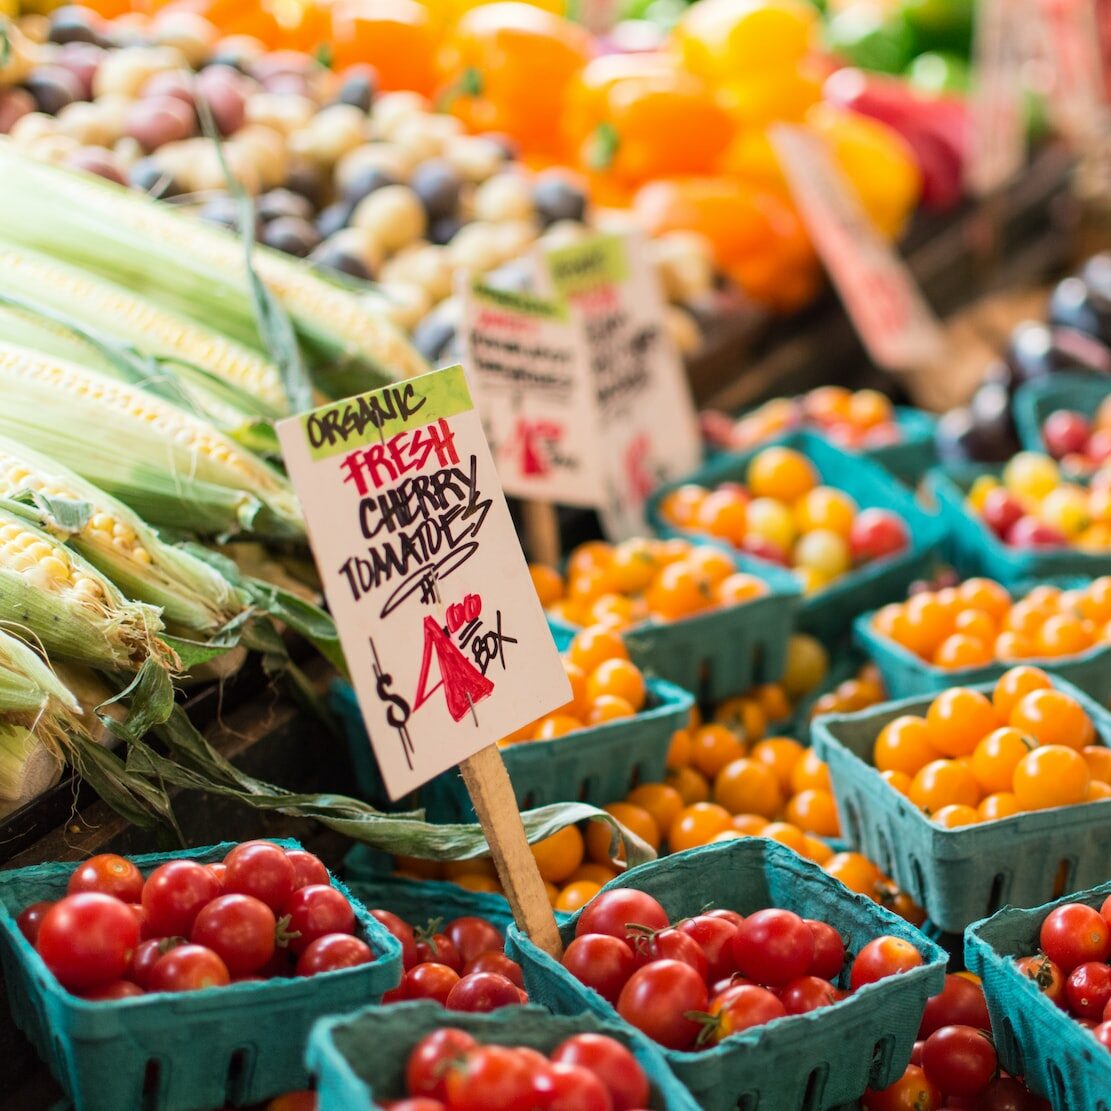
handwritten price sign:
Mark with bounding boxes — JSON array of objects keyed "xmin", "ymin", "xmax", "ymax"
[
  {"xmin": 460, "ymin": 281, "xmax": 604, "ymax": 507},
  {"xmin": 533, "ymin": 232, "xmax": 702, "ymax": 539},
  {"xmin": 277, "ymin": 366, "xmax": 571, "ymax": 799},
  {"xmin": 772, "ymin": 125, "xmax": 946, "ymax": 373}
]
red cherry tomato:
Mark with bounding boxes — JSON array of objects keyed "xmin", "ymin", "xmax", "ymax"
[
  {"xmin": 130, "ymin": 937, "xmax": 185, "ymax": 990},
  {"xmin": 190, "ymin": 894, "xmax": 276, "ymax": 977},
  {"xmin": 779, "ymin": 975, "xmax": 840, "ymax": 1015},
  {"xmin": 708, "ymin": 984, "xmax": 786, "ymax": 1042},
  {"xmin": 630, "ymin": 926, "xmax": 708, "ymax": 980},
  {"xmin": 36, "ymin": 893, "xmax": 140, "ymax": 992},
  {"xmin": 266, "ymin": 1093, "xmax": 318, "ymax": 1111},
  {"xmin": 67, "ymin": 854, "xmax": 143, "ymax": 903},
  {"xmin": 550, "ymin": 1032, "xmax": 649, "ymax": 1111},
  {"xmin": 382, "ymin": 1101, "xmax": 445, "ymax": 1111},
  {"xmin": 532, "ymin": 1061, "xmax": 612, "ymax": 1111},
  {"xmin": 445, "ymin": 916, "xmax": 503, "ymax": 962},
  {"xmin": 296, "ymin": 933, "xmax": 374, "ymax": 976},
  {"xmin": 1039, "ymin": 903, "xmax": 1111, "ymax": 973},
  {"xmin": 371, "ymin": 909, "xmax": 418, "ymax": 970},
  {"xmin": 285, "ymin": 884, "xmax": 355, "ymax": 954},
  {"xmin": 445, "ymin": 971, "xmax": 522, "ymax": 1012},
  {"xmin": 561, "ymin": 933, "xmax": 636, "ymax": 1004},
  {"xmin": 443, "ymin": 1044, "xmax": 535, "ymax": 1111},
  {"xmin": 1066, "ymin": 961, "xmax": 1111, "ymax": 1019},
  {"xmin": 1101, "ymin": 893, "xmax": 1111, "ymax": 931},
  {"xmin": 462, "ymin": 950, "xmax": 524, "ymax": 987},
  {"xmin": 402, "ymin": 962, "xmax": 461, "ymax": 1004},
  {"xmin": 576, "ymin": 889, "xmax": 669, "ymax": 944},
  {"xmin": 921, "ymin": 1025, "xmax": 997, "ymax": 1097},
  {"xmin": 675, "ymin": 914, "xmax": 739, "ymax": 982},
  {"xmin": 616, "ymin": 959, "xmax": 707, "ymax": 1050},
  {"xmin": 141, "ymin": 860, "xmax": 221, "ymax": 937},
  {"xmin": 805, "ymin": 920, "xmax": 846, "ymax": 981},
  {"xmin": 919, "ymin": 974, "xmax": 991, "ymax": 1036},
  {"xmin": 850, "ymin": 509, "xmax": 909, "ymax": 564},
  {"xmin": 732, "ymin": 909, "xmax": 815, "ymax": 986},
  {"xmin": 863, "ymin": 1064, "xmax": 941, "ymax": 1111},
  {"xmin": 16, "ymin": 900, "xmax": 53, "ymax": 945},
  {"xmin": 415, "ymin": 931, "xmax": 463, "ymax": 972},
  {"xmin": 223, "ymin": 842, "xmax": 295, "ymax": 914},
  {"xmin": 850, "ymin": 936, "xmax": 924, "ymax": 990},
  {"xmin": 207, "ymin": 862, "xmax": 226, "ymax": 891},
  {"xmin": 1014, "ymin": 953, "xmax": 1066, "ymax": 1006},
  {"xmin": 706, "ymin": 908, "xmax": 745, "ymax": 929},
  {"xmin": 79, "ymin": 979, "xmax": 145, "ymax": 1001},
  {"xmin": 979, "ymin": 1075, "xmax": 1046, "ymax": 1111},
  {"xmin": 149, "ymin": 943, "xmax": 230, "ymax": 992},
  {"xmin": 1093, "ymin": 1021, "xmax": 1111, "ymax": 1051},
  {"xmin": 286, "ymin": 849, "xmax": 329, "ymax": 891},
  {"xmin": 405, "ymin": 1027, "xmax": 478, "ymax": 1100}
]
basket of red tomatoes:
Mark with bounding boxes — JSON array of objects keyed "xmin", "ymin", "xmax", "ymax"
[
  {"xmin": 505, "ymin": 837, "xmax": 946, "ymax": 1111},
  {"xmin": 965, "ymin": 880, "xmax": 1111, "ymax": 1111},
  {"xmin": 0, "ymin": 839, "xmax": 401, "ymax": 1111}
]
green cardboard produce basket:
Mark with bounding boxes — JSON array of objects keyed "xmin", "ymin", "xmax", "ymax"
[
  {"xmin": 811, "ymin": 676, "xmax": 1111, "ymax": 934},
  {"xmin": 926, "ymin": 464, "xmax": 1111, "ymax": 586},
  {"xmin": 965, "ymin": 880, "xmax": 1111, "ymax": 1111},
  {"xmin": 344, "ymin": 871, "xmax": 516, "ymax": 934},
  {"xmin": 853, "ymin": 605, "xmax": 1111, "ymax": 703},
  {"xmin": 1013, "ymin": 372, "xmax": 1111, "ymax": 458},
  {"xmin": 506, "ymin": 838, "xmax": 946, "ymax": 1111},
  {"xmin": 648, "ymin": 431, "xmax": 948, "ymax": 644},
  {"xmin": 307, "ymin": 1000, "xmax": 702, "ymax": 1110},
  {"xmin": 0, "ymin": 840, "xmax": 402, "ymax": 1111},
  {"xmin": 546, "ymin": 553, "xmax": 802, "ymax": 704}
]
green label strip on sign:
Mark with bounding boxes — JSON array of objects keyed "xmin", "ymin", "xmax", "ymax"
[
  {"xmin": 545, "ymin": 235, "xmax": 629, "ymax": 298},
  {"xmin": 471, "ymin": 281, "xmax": 568, "ymax": 321},
  {"xmin": 302, "ymin": 364, "xmax": 474, "ymax": 460}
]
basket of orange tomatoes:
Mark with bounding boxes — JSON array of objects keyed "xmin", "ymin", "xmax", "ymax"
[
  {"xmin": 856, "ymin": 576, "xmax": 1111, "ymax": 703},
  {"xmin": 649, "ymin": 432, "xmax": 948, "ymax": 643},
  {"xmin": 535, "ymin": 535, "xmax": 801, "ymax": 704},
  {"xmin": 812, "ymin": 667, "xmax": 1111, "ymax": 933}
]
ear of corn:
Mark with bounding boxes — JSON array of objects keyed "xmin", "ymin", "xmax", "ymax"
[
  {"xmin": 0, "ymin": 504, "xmax": 175, "ymax": 673},
  {"xmin": 0, "ymin": 434, "xmax": 243, "ymax": 636},
  {"xmin": 0, "ymin": 244, "xmax": 289, "ymax": 416},
  {"xmin": 0, "ymin": 143, "xmax": 429, "ymax": 388},
  {"xmin": 0, "ymin": 341, "xmax": 304, "ymax": 540}
]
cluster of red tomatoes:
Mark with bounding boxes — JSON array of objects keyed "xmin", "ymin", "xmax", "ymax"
[
  {"xmin": 865, "ymin": 973, "xmax": 1047, "ymax": 1111},
  {"xmin": 558, "ymin": 888, "xmax": 925, "ymax": 1050},
  {"xmin": 17, "ymin": 843, "xmax": 375, "ymax": 998},
  {"xmin": 1015, "ymin": 897, "xmax": 1111, "ymax": 1049},
  {"xmin": 371, "ymin": 907, "xmax": 528, "ymax": 1012},
  {"xmin": 396, "ymin": 1027, "xmax": 651, "ymax": 1111}
]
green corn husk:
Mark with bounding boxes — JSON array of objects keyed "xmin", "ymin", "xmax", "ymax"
[
  {"xmin": 0, "ymin": 505, "xmax": 176, "ymax": 673},
  {"xmin": 0, "ymin": 434, "xmax": 244, "ymax": 636},
  {"xmin": 0, "ymin": 142, "xmax": 428, "ymax": 389},
  {"xmin": 0, "ymin": 244, "xmax": 289, "ymax": 415},
  {"xmin": 0, "ymin": 341, "xmax": 304, "ymax": 540}
]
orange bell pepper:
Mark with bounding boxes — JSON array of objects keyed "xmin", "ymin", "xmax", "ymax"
[
  {"xmin": 633, "ymin": 176, "xmax": 819, "ymax": 311},
  {"xmin": 437, "ymin": 3, "xmax": 593, "ymax": 157},
  {"xmin": 330, "ymin": 0, "xmax": 439, "ymax": 93},
  {"xmin": 565, "ymin": 54, "xmax": 733, "ymax": 191}
]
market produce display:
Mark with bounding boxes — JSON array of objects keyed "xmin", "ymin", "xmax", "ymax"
[{"xmin": 1, "ymin": 2, "xmax": 1111, "ymax": 1110}]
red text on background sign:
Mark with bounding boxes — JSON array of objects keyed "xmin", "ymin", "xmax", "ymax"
[{"xmin": 340, "ymin": 419, "xmax": 459, "ymax": 495}]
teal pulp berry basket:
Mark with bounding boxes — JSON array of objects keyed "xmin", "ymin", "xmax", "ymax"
[
  {"xmin": 505, "ymin": 838, "xmax": 947, "ymax": 1111},
  {"xmin": 0, "ymin": 839, "xmax": 403, "ymax": 1111},
  {"xmin": 853, "ymin": 605, "xmax": 1111, "ymax": 703},
  {"xmin": 965, "ymin": 881, "xmax": 1111, "ymax": 1111},
  {"xmin": 307, "ymin": 1000, "xmax": 702, "ymax": 1111},
  {"xmin": 1013, "ymin": 372, "xmax": 1111, "ymax": 458},
  {"xmin": 547, "ymin": 554, "xmax": 801, "ymax": 704},
  {"xmin": 811, "ymin": 675, "xmax": 1111, "ymax": 934},
  {"xmin": 925, "ymin": 464, "xmax": 1111, "ymax": 586},
  {"xmin": 648, "ymin": 431, "xmax": 949, "ymax": 645},
  {"xmin": 333, "ymin": 663, "xmax": 693, "ymax": 824}
]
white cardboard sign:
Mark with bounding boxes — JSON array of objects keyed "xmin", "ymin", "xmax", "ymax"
[
  {"xmin": 532, "ymin": 232, "xmax": 702, "ymax": 539},
  {"xmin": 772, "ymin": 124, "xmax": 947, "ymax": 373},
  {"xmin": 277, "ymin": 366, "xmax": 571, "ymax": 799},
  {"xmin": 459, "ymin": 280, "xmax": 605, "ymax": 509}
]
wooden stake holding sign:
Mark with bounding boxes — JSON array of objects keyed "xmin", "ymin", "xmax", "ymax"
[
  {"xmin": 276, "ymin": 366, "xmax": 570, "ymax": 957},
  {"xmin": 771, "ymin": 124, "xmax": 948, "ymax": 374}
]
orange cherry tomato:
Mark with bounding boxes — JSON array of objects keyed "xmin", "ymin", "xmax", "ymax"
[
  {"xmin": 1012, "ymin": 745, "xmax": 1091, "ymax": 810},
  {"xmin": 530, "ymin": 824, "xmax": 584, "ymax": 883},
  {"xmin": 668, "ymin": 801, "xmax": 733, "ymax": 852},
  {"xmin": 1009, "ymin": 689, "xmax": 1095, "ymax": 751},
  {"xmin": 713, "ymin": 757, "xmax": 783, "ymax": 818},
  {"xmin": 926, "ymin": 688, "xmax": 1000, "ymax": 758},
  {"xmin": 874, "ymin": 715, "xmax": 938, "ymax": 776}
]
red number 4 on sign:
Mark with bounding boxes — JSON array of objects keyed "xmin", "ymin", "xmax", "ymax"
[{"xmin": 412, "ymin": 594, "xmax": 518, "ymax": 723}]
